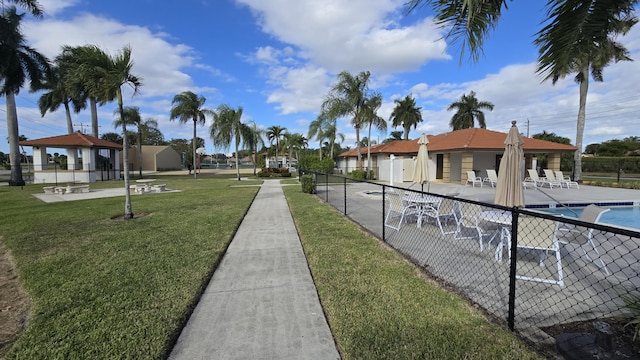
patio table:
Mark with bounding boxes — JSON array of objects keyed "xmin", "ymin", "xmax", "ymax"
[{"xmin": 403, "ymin": 194, "xmax": 442, "ymax": 228}]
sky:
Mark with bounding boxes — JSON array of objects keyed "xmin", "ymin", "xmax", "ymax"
[{"xmin": 2, "ymin": 0, "xmax": 640, "ymax": 155}]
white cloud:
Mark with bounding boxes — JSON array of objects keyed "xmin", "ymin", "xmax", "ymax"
[{"xmin": 38, "ymin": 0, "xmax": 78, "ymax": 16}]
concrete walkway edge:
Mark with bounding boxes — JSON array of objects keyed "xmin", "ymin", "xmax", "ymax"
[{"xmin": 169, "ymin": 180, "xmax": 340, "ymax": 360}]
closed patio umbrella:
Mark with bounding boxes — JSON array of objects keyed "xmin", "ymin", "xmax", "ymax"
[
  {"xmin": 494, "ymin": 121, "xmax": 525, "ymax": 207},
  {"xmin": 413, "ymin": 133, "xmax": 430, "ymax": 192}
]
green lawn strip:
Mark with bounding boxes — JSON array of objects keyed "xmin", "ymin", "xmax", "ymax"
[
  {"xmin": 284, "ymin": 186, "xmax": 542, "ymax": 360},
  {"xmin": 0, "ymin": 177, "xmax": 259, "ymax": 359}
]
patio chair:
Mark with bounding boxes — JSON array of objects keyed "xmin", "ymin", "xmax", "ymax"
[
  {"xmin": 527, "ymin": 169, "xmax": 557, "ymax": 189},
  {"xmin": 466, "ymin": 170, "xmax": 483, "ymax": 187},
  {"xmin": 555, "ymin": 170, "xmax": 579, "ymax": 189},
  {"xmin": 419, "ymin": 197, "xmax": 459, "ymax": 235},
  {"xmin": 515, "ymin": 216, "xmax": 564, "ymax": 286},
  {"xmin": 454, "ymin": 201, "xmax": 499, "ymax": 251},
  {"xmin": 543, "ymin": 169, "xmax": 563, "ymax": 188},
  {"xmin": 556, "ymin": 204, "xmax": 610, "ymax": 275},
  {"xmin": 484, "ymin": 169, "xmax": 498, "ymax": 188},
  {"xmin": 384, "ymin": 191, "xmax": 418, "ymax": 231}
]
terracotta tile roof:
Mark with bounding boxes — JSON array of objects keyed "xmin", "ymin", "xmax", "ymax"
[
  {"xmin": 338, "ymin": 128, "xmax": 577, "ymax": 157},
  {"xmin": 19, "ymin": 132, "xmax": 123, "ymax": 150}
]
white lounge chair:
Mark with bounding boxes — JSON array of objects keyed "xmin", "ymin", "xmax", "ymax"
[
  {"xmin": 555, "ymin": 170, "xmax": 579, "ymax": 189},
  {"xmin": 484, "ymin": 169, "xmax": 498, "ymax": 188},
  {"xmin": 515, "ymin": 216, "xmax": 564, "ymax": 287},
  {"xmin": 556, "ymin": 204, "xmax": 610, "ymax": 275},
  {"xmin": 543, "ymin": 169, "xmax": 563, "ymax": 188},
  {"xmin": 527, "ymin": 169, "xmax": 558, "ymax": 189},
  {"xmin": 466, "ymin": 170, "xmax": 483, "ymax": 187}
]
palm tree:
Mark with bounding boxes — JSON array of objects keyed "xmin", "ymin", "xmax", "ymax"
[
  {"xmin": 404, "ymin": 1, "xmax": 637, "ymax": 181},
  {"xmin": 210, "ymin": 105, "xmax": 250, "ymax": 181},
  {"xmin": 389, "ymin": 95, "xmax": 422, "ymax": 140},
  {"xmin": 113, "ymin": 106, "xmax": 158, "ymax": 177},
  {"xmin": 170, "ymin": 91, "xmax": 213, "ymax": 180},
  {"xmin": 34, "ymin": 64, "xmax": 85, "ymax": 134},
  {"xmin": 308, "ymin": 114, "xmax": 328, "ymax": 160},
  {"xmin": 246, "ymin": 120, "xmax": 265, "ymax": 176},
  {"xmin": 535, "ymin": 1, "xmax": 637, "ymax": 181},
  {"xmin": 383, "ymin": 131, "xmax": 404, "ymax": 143},
  {"xmin": 58, "ymin": 45, "xmax": 112, "ymax": 138},
  {"xmin": 84, "ymin": 45, "xmax": 142, "ymax": 219},
  {"xmin": 322, "ymin": 70, "xmax": 373, "ymax": 170},
  {"xmin": 6, "ymin": 0, "xmax": 43, "ymax": 16},
  {"xmin": 446, "ymin": 91, "xmax": 494, "ymax": 130},
  {"xmin": 266, "ymin": 125, "xmax": 286, "ymax": 168},
  {"xmin": 283, "ymin": 132, "xmax": 307, "ymax": 169},
  {"xmin": 361, "ymin": 93, "xmax": 387, "ymax": 172},
  {"xmin": 1, "ymin": 7, "xmax": 50, "ymax": 186}
]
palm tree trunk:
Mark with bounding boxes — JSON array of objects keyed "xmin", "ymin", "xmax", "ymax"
[
  {"xmin": 90, "ymin": 97, "xmax": 99, "ymax": 137},
  {"xmin": 64, "ymin": 102, "xmax": 74, "ymax": 134},
  {"xmin": 6, "ymin": 92, "xmax": 24, "ymax": 186},
  {"xmin": 574, "ymin": 66, "xmax": 589, "ymax": 182},
  {"xmin": 355, "ymin": 126, "xmax": 362, "ymax": 171},
  {"xmin": 118, "ymin": 91, "xmax": 133, "ymax": 219},
  {"xmin": 192, "ymin": 119, "xmax": 197, "ymax": 180},
  {"xmin": 367, "ymin": 122, "xmax": 372, "ymax": 172},
  {"xmin": 235, "ymin": 138, "xmax": 241, "ymax": 181},
  {"xmin": 138, "ymin": 131, "xmax": 143, "ymax": 178}
]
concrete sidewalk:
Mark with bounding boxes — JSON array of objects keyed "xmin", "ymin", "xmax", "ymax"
[{"xmin": 169, "ymin": 180, "xmax": 340, "ymax": 360}]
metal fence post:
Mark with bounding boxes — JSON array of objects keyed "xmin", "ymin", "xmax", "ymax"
[
  {"xmin": 382, "ymin": 185, "xmax": 386, "ymax": 242},
  {"xmin": 507, "ymin": 210, "xmax": 519, "ymax": 331},
  {"xmin": 343, "ymin": 177, "xmax": 347, "ymax": 215},
  {"xmin": 325, "ymin": 173, "xmax": 329, "ymax": 202}
]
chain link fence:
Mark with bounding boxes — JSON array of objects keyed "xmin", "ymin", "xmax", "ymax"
[{"xmin": 307, "ymin": 171, "xmax": 640, "ymax": 349}]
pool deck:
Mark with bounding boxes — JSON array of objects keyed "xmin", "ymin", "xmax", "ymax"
[{"xmin": 384, "ymin": 181, "xmax": 640, "ymax": 208}]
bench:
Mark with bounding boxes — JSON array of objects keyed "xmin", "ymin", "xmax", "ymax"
[
  {"xmin": 130, "ymin": 184, "xmax": 146, "ymax": 194},
  {"xmin": 151, "ymin": 184, "xmax": 166, "ymax": 192},
  {"xmin": 43, "ymin": 186, "xmax": 55, "ymax": 194},
  {"xmin": 65, "ymin": 185, "xmax": 90, "ymax": 194}
]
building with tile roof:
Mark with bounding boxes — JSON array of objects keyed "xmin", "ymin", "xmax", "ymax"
[
  {"xmin": 337, "ymin": 127, "xmax": 577, "ymax": 184},
  {"xmin": 20, "ymin": 132, "xmax": 123, "ymax": 184}
]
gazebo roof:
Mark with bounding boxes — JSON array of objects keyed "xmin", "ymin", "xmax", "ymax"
[{"xmin": 19, "ymin": 132, "xmax": 123, "ymax": 150}]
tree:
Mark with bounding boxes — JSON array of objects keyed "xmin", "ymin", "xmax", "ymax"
[
  {"xmin": 101, "ymin": 132, "xmax": 123, "ymax": 144},
  {"xmin": 1, "ymin": 7, "xmax": 50, "ymax": 186},
  {"xmin": 58, "ymin": 45, "xmax": 112, "ymax": 138},
  {"xmin": 266, "ymin": 125, "xmax": 287, "ymax": 168},
  {"xmin": 34, "ymin": 63, "xmax": 85, "ymax": 134},
  {"xmin": 383, "ymin": 131, "xmax": 404, "ymax": 143},
  {"xmin": 532, "ymin": 131, "xmax": 573, "ymax": 171},
  {"xmin": 308, "ymin": 113, "xmax": 344, "ymax": 160},
  {"xmin": 446, "ymin": 91, "xmax": 494, "ymax": 130},
  {"xmin": 6, "ymin": 0, "xmax": 43, "ymax": 17},
  {"xmin": 84, "ymin": 45, "xmax": 142, "ymax": 219},
  {"xmin": 404, "ymin": 1, "xmax": 637, "ymax": 181},
  {"xmin": 535, "ymin": 1, "xmax": 637, "ymax": 181},
  {"xmin": 210, "ymin": 105, "xmax": 250, "ymax": 180},
  {"xmin": 389, "ymin": 95, "xmax": 422, "ymax": 140},
  {"xmin": 361, "ymin": 93, "xmax": 387, "ymax": 171},
  {"xmin": 322, "ymin": 70, "xmax": 373, "ymax": 170},
  {"xmin": 113, "ymin": 106, "xmax": 158, "ymax": 177},
  {"xmin": 170, "ymin": 91, "xmax": 213, "ymax": 180},
  {"xmin": 245, "ymin": 121, "xmax": 264, "ymax": 176},
  {"xmin": 284, "ymin": 132, "xmax": 307, "ymax": 168}
]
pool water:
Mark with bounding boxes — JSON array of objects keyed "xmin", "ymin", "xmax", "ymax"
[{"xmin": 541, "ymin": 206, "xmax": 640, "ymax": 230}]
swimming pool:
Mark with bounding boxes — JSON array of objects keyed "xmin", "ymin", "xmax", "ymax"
[{"xmin": 540, "ymin": 206, "xmax": 640, "ymax": 230}]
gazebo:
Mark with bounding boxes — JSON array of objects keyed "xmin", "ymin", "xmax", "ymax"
[{"xmin": 19, "ymin": 133, "xmax": 123, "ymax": 184}]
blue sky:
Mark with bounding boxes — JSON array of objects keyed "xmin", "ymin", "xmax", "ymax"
[{"xmin": 2, "ymin": 0, "xmax": 640, "ymax": 155}]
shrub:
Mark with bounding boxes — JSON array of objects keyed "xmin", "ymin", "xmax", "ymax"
[
  {"xmin": 301, "ymin": 174, "xmax": 315, "ymax": 193},
  {"xmin": 351, "ymin": 170, "xmax": 367, "ymax": 180},
  {"xmin": 257, "ymin": 171, "xmax": 271, "ymax": 177},
  {"xmin": 298, "ymin": 155, "xmax": 334, "ymax": 174}
]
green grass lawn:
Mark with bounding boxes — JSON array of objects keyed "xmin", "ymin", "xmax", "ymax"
[
  {"xmin": 284, "ymin": 186, "xmax": 543, "ymax": 360},
  {"xmin": 0, "ymin": 175, "xmax": 260, "ymax": 359}
]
